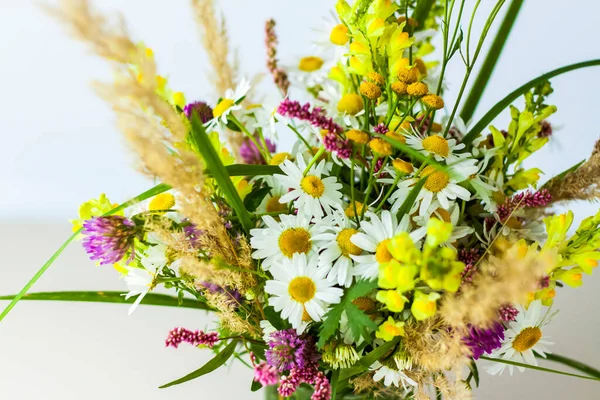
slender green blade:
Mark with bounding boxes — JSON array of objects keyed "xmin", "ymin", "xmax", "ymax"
[
  {"xmin": 543, "ymin": 352, "xmax": 600, "ymax": 379},
  {"xmin": 222, "ymin": 164, "xmax": 281, "ymax": 177},
  {"xmin": 480, "ymin": 356, "xmax": 600, "ymax": 381},
  {"xmin": 0, "ymin": 183, "xmax": 171, "ymax": 323},
  {"xmin": 412, "ymin": 0, "xmax": 435, "ymax": 30},
  {"xmin": 462, "ymin": 59, "xmax": 600, "ymax": 146},
  {"xmin": 189, "ymin": 113, "xmax": 253, "ymax": 233},
  {"xmin": 339, "ymin": 337, "xmax": 400, "ymax": 381},
  {"xmin": 0, "ymin": 291, "xmax": 209, "ymax": 311},
  {"xmin": 159, "ymin": 339, "xmax": 239, "ymax": 388},
  {"xmin": 460, "ymin": 0, "xmax": 525, "ymax": 123},
  {"xmin": 396, "ymin": 177, "xmax": 427, "ymax": 220}
]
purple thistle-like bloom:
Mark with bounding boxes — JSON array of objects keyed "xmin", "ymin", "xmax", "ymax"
[
  {"xmin": 165, "ymin": 327, "xmax": 219, "ymax": 349},
  {"xmin": 184, "ymin": 101, "xmax": 213, "ymax": 123},
  {"xmin": 463, "ymin": 322, "xmax": 505, "ymax": 360},
  {"xmin": 183, "ymin": 222, "xmax": 204, "ymax": 248},
  {"xmin": 497, "ymin": 189, "xmax": 551, "ymax": 222},
  {"xmin": 266, "ymin": 329, "xmax": 305, "ymax": 371},
  {"xmin": 240, "ymin": 136, "xmax": 276, "ymax": 164},
  {"xmin": 373, "ymin": 123, "xmax": 389, "ymax": 134},
  {"xmin": 82, "ymin": 216, "xmax": 137, "ymax": 265},
  {"xmin": 278, "ymin": 99, "xmax": 343, "ymax": 134},
  {"xmin": 499, "ymin": 304, "xmax": 519, "ymax": 322}
]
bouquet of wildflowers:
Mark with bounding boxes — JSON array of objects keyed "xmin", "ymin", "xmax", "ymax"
[{"xmin": 3, "ymin": 0, "xmax": 600, "ymax": 398}]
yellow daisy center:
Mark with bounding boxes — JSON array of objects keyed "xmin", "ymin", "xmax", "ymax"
[
  {"xmin": 270, "ymin": 152, "xmax": 293, "ymax": 165},
  {"xmin": 337, "ymin": 94, "xmax": 364, "ymax": 116},
  {"xmin": 512, "ymin": 327, "xmax": 542, "ymax": 353},
  {"xmin": 149, "ymin": 193, "xmax": 176, "ymax": 211},
  {"xmin": 288, "ymin": 276, "xmax": 317, "ymax": 303},
  {"xmin": 266, "ymin": 196, "xmax": 287, "ymax": 213},
  {"xmin": 298, "ymin": 56, "xmax": 324, "ymax": 72},
  {"xmin": 336, "ymin": 228, "xmax": 362, "ymax": 257},
  {"xmin": 422, "ymin": 166, "xmax": 450, "ymax": 193},
  {"xmin": 375, "ymin": 239, "xmax": 393, "ymax": 263},
  {"xmin": 278, "ymin": 228, "xmax": 312, "ymax": 258},
  {"xmin": 213, "ymin": 99, "xmax": 234, "ymax": 117},
  {"xmin": 344, "ymin": 201, "xmax": 366, "ymax": 218},
  {"xmin": 422, "ymin": 136, "xmax": 450, "ymax": 157},
  {"xmin": 330, "ymin": 24, "xmax": 349, "ymax": 45},
  {"xmin": 300, "ymin": 175, "xmax": 325, "ymax": 198}
]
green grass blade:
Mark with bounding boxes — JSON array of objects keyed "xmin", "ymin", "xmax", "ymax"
[
  {"xmin": 462, "ymin": 59, "xmax": 600, "ymax": 146},
  {"xmin": 543, "ymin": 353, "xmax": 600, "ymax": 379},
  {"xmin": 412, "ymin": 0, "xmax": 435, "ymax": 30},
  {"xmin": 0, "ymin": 183, "xmax": 171, "ymax": 323},
  {"xmin": 480, "ymin": 356, "xmax": 600, "ymax": 381},
  {"xmin": 159, "ymin": 339, "xmax": 239, "ymax": 388},
  {"xmin": 0, "ymin": 291, "xmax": 210, "ymax": 310},
  {"xmin": 396, "ymin": 177, "xmax": 427, "ymax": 220},
  {"xmin": 339, "ymin": 337, "xmax": 400, "ymax": 381},
  {"xmin": 460, "ymin": 0, "xmax": 525, "ymax": 123},
  {"xmin": 189, "ymin": 113, "xmax": 253, "ymax": 233},
  {"xmin": 223, "ymin": 164, "xmax": 281, "ymax": 177}
]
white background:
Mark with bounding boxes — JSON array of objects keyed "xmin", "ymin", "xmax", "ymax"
[{"xmin": 1, "ymin": 0, "xmax": 600, "ymax": 399}]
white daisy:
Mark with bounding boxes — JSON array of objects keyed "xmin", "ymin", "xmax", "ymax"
[
  {"xmin": 311, "ymin": 212, "xmax": 362, "ymax": 287},
  {"xmin": 350, "ymin": 211, "xmax": 426, "ymax": 280},
  {"xmin": 212, "ymin": 78, "xmax": 251, "ymax": 124},
  {"xmin": 486, "ymin": 300, "xmax": 556, "ymax": 376},
  {"xmin": 277, "ymin": 158, "xmax": 343, "ymax": 218},
  {"xmin": 255, "ymin": 179, "xmax": 289, "ymax": 216},
  {"xmin": 250, "ymin": 213, "xmax": 321, "ymax": 271},
  {"xmin": 393, "ymin": 164, "xmax": 472, "ymax": 217},
  {"xmin": 310, "ymin": 12, "xmax": 349, "ymax": 58},
  {"xmin": 123, "ymin": 266, "xmax": 155, "ymax": 315},
  {"xmin": 413, "ymin": 201, "xmax": 474, "ymax": 245},
  {"xmin": 264, "ymin": 253, "xmax": 343, "ymax": 330},
  {"xmin": 140, "ymin": 233, "xmax": 171, "ymax": 270},
  {"xmin": 404, "ymin": 127, "xmax": 466, "ymax": 163},
  {"xmin": 288, "ymin": 55, "xmax": 331, "ymax": 88},
  {"xmin": 370, "ymin": 361, "xmax": 417, "ymax": 390}
]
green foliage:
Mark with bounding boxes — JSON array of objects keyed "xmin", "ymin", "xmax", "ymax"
[
  {"xmin": 243, "ymin": 186, "xmax": 271, "ymax": 213},
  {"xmin": 159, "ymin": 339, "xmax": 240, "ymax": 388},
  {"xmin": 338, "ymin": 337, "xmax": 401, "ymax": 381},
  {"xmin": 0, "ymin": 291, "xmax": 209, "ymax": 310},
  {"xmin": 318, "ymin": 280, "xmax": 378, "ymax": 349},
  {"xmin": 189, "ymin": 112, "xmax": 253, "ymax": 233}
]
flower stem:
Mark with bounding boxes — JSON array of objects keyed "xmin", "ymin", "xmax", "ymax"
[
  {"xmin": 303, "ymin": 147, "xmax": 326, "ymax": 175},
  {"xmin": 541, "ymin": 352, "xmax": 600, "ymax": 379}
]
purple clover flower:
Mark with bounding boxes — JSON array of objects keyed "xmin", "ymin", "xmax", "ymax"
[
  {"xmin": 82, "ymin": 216, "xmax": 137, "ymax": 265},
  {"xmin": 463, "ymin": 322, "xmax": 505, "ymax": 360},
  {"xmin": 266, "ymin": 329, "xmax": 319, "ymax": 372},
  {"xmin": 183, "ymin": 101, "xmax": 214, "ymax": 123},
  {"xmin": 240, "ymin": 136, "xmax": 276, "ymax": 164}
]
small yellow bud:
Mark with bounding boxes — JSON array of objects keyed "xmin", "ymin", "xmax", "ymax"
[
  {"xmin": 346, "ymin": 129, "xmax": 370, "ymax": 145},
  {"xmin": 360, "ymin": 81, "xmax": 382, "ymax": 100},
  {"xmin": 397, "ymin": 67, "xmax": 419, "ymax": 84},
  {"xmin": 369, "ymin": 138, "xmax": 393, "ymax": 156},
  {"xmin": 337, "ymin": 94, "xmax": 364, "ymax": 116},
  {"xmin": 415, "ymin": 58, "xmax": 427, "ymax": 76},
  {"xmin": 422, "ymin": 94, "xmax": 445, "ymax": 110},
  {"xmin": 407, "ymin": 82, "xmax": 429, "ymax": 97},
  {"xmin": 391, "ymin": 81, "xmax": 408, "ymax": 96},
  {"xmin": 392, "ymin": 159, "xmax": 414, "ymax": 174},
  {"xmin": 345, "ymin": 201, "xmax": 366, "ymax": 218},
  {"xmin": 149, "ymin": 193, "xmax": 176, "ymax": 211},
  {"xmin": 298, "ymin": 56, "xmax": 324, "ymax": 72},
  {"xmin": 367, "ymin": 72, "xmax": 385, "ymax": 87}
]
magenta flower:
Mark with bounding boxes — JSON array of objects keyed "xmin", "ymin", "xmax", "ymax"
[
  {"xmin": 278, "ymin": 99, "xmax": 342, "ymax": 134},
  {"xmin": 82, "ymin": 216, "xmax": 137, "ymax": 265},
  {"xmin": 184, "ymin": 101, "xmax": 213, "ymax": 123},
  {"xmin": 165, "ymin": 327, "xmax": 219, "ymax": 349},
  {"xmin": 463, "ymin": 322, "xmax": 505, "ymax": 360}
]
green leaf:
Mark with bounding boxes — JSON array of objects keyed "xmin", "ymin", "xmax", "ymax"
[
  {"xmin": 244, "ymin": 186, "xmax": 271, "ymax": 213},
  {"xmin": 318, "ymin": 280, "xmax": 377, "ymax": 348},
  {"xmin": 160, "ymin": 339, "xmax": 239, "ymax": 388},
  {"xmin": 480, "ymin": 356, "xmax": 600, "ymax": 381},
  {"xmin": 460, "ymin": 0, "xmax": 525, "ymax": 123},
  {"xmin": 411, "ymin": 0, "xmax": 435, "ymax": 31},
  {"xmin": 0, "ymin": 291, "xmax": 210, "ymax": 310},
  {"xmin": 330, "ymin": 369, "xmax": 340, "ymax": 399},
  {"xmin": 468, "ymin": 359, "xmax": 480, "ymax": 388},
  {"xmin": 396, "ymin": 177, "xmax": 426, "ymax": 220},
  {"xmin": 264, "ymin": 306, "xmax": 289, "ymax": 331},
  {"xmin": 338, "ymin": 337, "xmax": 400, "ymax": 381},
  {"xmin": 345, "ymin": 303, "xmax": 377, "ymax": 344},
  {"xmin": 189, "ymin": 112, "xmax": 253, "ymax": 233},
  {"xmin": 250, "ymin": 379, "xmax": 262, "ymax": 392},
  {"xmin": 462, "ymin": 59, "xmax": 600, "ymax": 146},
  {"xmin": 0, "ymin": 183, "xmax": 170, "ymax": 323},
  {"xmin": 543, "ymin": 352, "xmax": 600, "ymax": 379},
  {"xmin": 542, "ymin": 159, "xmax": 585, "ymax": 186},
  {"xmin": 222, "ymin": 164, "xmax": 282, "ymax": 177}
]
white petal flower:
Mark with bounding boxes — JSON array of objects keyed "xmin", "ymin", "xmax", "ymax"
[
  {"xmin": 123, "ymin": 266, "xmax": 155, "ymax": 315},
  {"xmin": 264, "ymin": 253, "xmax": 343, "ymax": 330},
  {"xmin": 370, "ymin": 361, "xmax": 417, "ymax": 390},
  {"xmin": 486, "ymin": 300, "xmax": 557, "ymax": 376}
]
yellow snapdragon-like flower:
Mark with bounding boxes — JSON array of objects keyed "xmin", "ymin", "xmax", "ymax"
[
  {"xmin": 376, "ymin": 316, "xmax": 405, "ymax": 342},
  {"xmin": 425, "ymin": 218, "xmax": 453, "ymax": 248},
  {"xmin": 376, "ymin": 290, "xmax": 408, "ymax": 312},
  {"xmin": 411, "ymin": 291, "xmax": 440, "ymax": 321},
  {"xmin": 505, "ymin": 168, "xmax": 543, "ymax": 190},
  {"xmin": 554, "ymin": 267, "xmax": 584, "ymax": 288},
  {"xmin": 70, "ymin": 194, "xmax": 119, "ymax": 233},
  {"xmin": 379, "ymin": 259, "xmax": 419, "ymax": 293},
  {"xmin": 420, "ymin": 247, "xmax": 464, "ymax": 293}
]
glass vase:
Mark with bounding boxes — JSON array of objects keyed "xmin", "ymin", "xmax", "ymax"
[{"xmin": 263, "ymin": 385, "xmax": 378, "ymax": 399}]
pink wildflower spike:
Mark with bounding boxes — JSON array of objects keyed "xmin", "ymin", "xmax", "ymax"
[
  {"xmin": 497, "ymin": 189, "xmax": 551, "ymax": 222},
  {"xmin": 499, "ymin": 304, "xmax": 519, "ymax": 322},
  {"xmin": 278, "ymin": 99, "xmax": 343, "ymax": 134},
  {"xmin": 311, "ymin": 372, "xmax": 332, "ymax": 400},
  {"xmin": 165, "ymin": 327, "xmax": 219, "ymax": 349}
]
